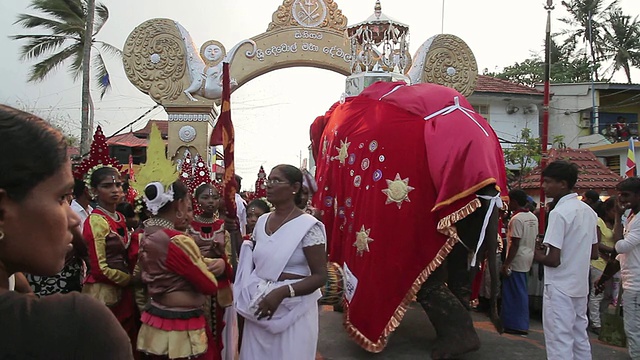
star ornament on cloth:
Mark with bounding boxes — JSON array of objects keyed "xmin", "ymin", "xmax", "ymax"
[
  {"xmin": 354, "ymin": 225, "xmax": 374, "ymax": 256},
  {"xmin": 332, "ymin": 138, "xmax": 351, "ymax": 165},
  {"xmin": 382, "ymin": 173, "xmax": 415, "ymax": 209}
]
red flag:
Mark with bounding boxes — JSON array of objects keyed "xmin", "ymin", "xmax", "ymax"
[{"xmin": 212, "ymin": 62, "xmax": 238, "ymax": 222}]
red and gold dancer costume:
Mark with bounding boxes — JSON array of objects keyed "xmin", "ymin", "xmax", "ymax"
[
  {"xmin": 133, "ymin": 125, "xmax": 223, "ymax": 359},
  {"xmin": 74, "ymin": 127, "xmax": 138, "ymax": 356},
  {"xmin": 185, "ymin": 158, "xmax": 235, "ymax": 359},
  {"xmin": 137, "ymin": 221, "xmax": 221, "ymax": 359}
]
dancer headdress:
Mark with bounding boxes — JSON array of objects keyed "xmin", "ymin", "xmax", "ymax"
[
  {"xmin": 131, "ymin": 124, "xmax": 179, "ymax": 215},
  {"xmin": 73, "ymin": 126, "xmax": 122, "ymax": 190}
]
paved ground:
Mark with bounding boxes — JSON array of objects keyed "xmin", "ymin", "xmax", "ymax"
[{"xmin": 316, "ymin": 304, "xmax": 630, "ymax": 359}]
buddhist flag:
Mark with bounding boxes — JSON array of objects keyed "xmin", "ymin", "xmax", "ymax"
[{"xmin": 626, "ymin": 138, "xmax": 636, "ymax": 178}]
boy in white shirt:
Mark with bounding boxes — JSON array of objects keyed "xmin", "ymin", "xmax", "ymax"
[
  {"xmin": 613, "ymin": 177, "xmax": 640, "ymax": 359},
  {"xmin": 534, "ymin": 161, "xmax": 599, "ymax": 360}
]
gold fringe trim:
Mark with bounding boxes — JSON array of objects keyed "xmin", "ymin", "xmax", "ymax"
[
  {"xmin": 342, "ymin": 199, "xmax": 481, "ymax": 353},
  {"xmin": 431, "ymin": 178, "xmax": 497, "ymax": 212}
]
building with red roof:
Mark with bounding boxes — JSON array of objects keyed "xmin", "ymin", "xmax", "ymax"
[{"xmin": 519, "ymin": 148, "xmax": 623, "ymax": 196}]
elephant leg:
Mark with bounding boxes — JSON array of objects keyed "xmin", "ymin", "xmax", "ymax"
[
  {"xmin": 417, "ymin": 265, "xmax": 480, "ymax": 359},
  {"xmin": 446, "ymin": 242, "xmax": 472, "ymax": 310}
]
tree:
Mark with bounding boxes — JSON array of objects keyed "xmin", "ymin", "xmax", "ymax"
[
  {"xmin": 600, "ymin": 9, "xmax": 640, "ymax": 83},
  {"xmin": 10, "ymin": 0, "xmax": 121, "ymax": 154},
  {"xmin": 504, "ymin": 128, "xmax": 565, "ymax": 187},
  {"xmin": 559, "ymin": 0, "xmax": 619, "ymax": 81},
  {"xmin": 485, "ymin": 39, "xmax": 592, "ymax": 86},
  {"xmin": 504, "ymin": 128, "xmax": 541, "ymax": 187}
]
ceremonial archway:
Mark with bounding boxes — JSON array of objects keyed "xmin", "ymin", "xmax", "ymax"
[
  {"xmin": 122, "ymin": 0, "xmax": 478, "ymax": 161},
  {"xmin": 123, "ymin": 0, "xmax": 355, "ymax": 159}
]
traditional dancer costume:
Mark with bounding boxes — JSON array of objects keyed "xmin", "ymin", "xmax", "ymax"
[
  {"xmin": 75, "ymin": 127, "xmax": 138, "ymax": 354},
  {"xmin": 133, "ymin": 125, "xmax": 222, "ymax": 360}
]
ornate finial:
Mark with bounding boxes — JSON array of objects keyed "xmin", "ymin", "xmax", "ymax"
[
  {"xmin": 374, "ymin": 0, "xmax": 382, "ymax": 19},
  {"xmin": 131, "ymin": 124, "xmax": 179, "ymax": 209}
]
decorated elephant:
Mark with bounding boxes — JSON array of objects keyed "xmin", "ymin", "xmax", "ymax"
[{"xmin": 310, "ymin": 81, "xmax": 508, "ymax": 359}]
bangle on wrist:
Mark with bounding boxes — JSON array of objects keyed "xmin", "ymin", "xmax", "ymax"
[{"xmin": 288, "ymin": 284, "xmax": 295, "ymax": 298}]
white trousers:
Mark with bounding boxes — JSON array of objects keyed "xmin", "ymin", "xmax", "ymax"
[
  {"xmin": 543, "ymin": 284, "xmax": 592, "ymax": 360},
  {"xmin": 623, "ymin": 289, "xmax": 640, "ymax": 360}
]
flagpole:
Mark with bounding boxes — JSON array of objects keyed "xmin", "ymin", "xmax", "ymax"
[{"xmin": 539, "ymin": 0, "xmax": 554, "ymax": 235}]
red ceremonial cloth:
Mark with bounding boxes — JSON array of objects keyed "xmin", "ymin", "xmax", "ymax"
[{"xmin": 311, "ymin": 82, "xmax": 507, "ymax": 352}]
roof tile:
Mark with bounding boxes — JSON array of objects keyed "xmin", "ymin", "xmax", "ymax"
[
  {"xmin": 519, "ymin": 148, "xmax": 623, "ymax": 192},
  {"xmin": 475, "ymin": 75, "xmax": 544, "ymax": 96}
]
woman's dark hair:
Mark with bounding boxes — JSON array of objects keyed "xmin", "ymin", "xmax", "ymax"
[
  {"xmin": 541, "ymin": 160, "xmax": 579, "ymax": 189},
  {"xmin": 248, "ymin": 199, "xmax": 271, "ymax": 214},
  {"xmin": 90, "ymin": 166, "xmax": 120, "ymax": 188},
  {"xmin": 116, "ymin": 202, "xmax": 136, "ymax": 218},
  {"xmin": 195, "ymin": 183, "xmax": 217, "ymax": 199},
  {"xmin": 145, "ymin": 180, "xmax": 189, "ymax": 214},
  {"xmin": 275, "ymin": 164, "xmax": 303, "ymax": 205},
  {"xmin": 601, "ymin": 196, "xmax": 617, "ymax": 219},
  {"xmin": 0, "ymin": 105, "xmax": 68, "ymax": 201}
]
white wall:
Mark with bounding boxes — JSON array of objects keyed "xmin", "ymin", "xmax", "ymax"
[{"xmin": 468, "ymin": 94, "xmax": 541, "ymax": 148}]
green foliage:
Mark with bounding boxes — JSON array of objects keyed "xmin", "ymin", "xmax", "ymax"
[
  {"xmin": 10, "ymin": 0, "xmax": 120, "ymax": 99},
  {"xmin": 490, "ymin": 0, "xmax": 640, "ymax": 84},
  {"xmin": 485, "ymin": 40, "xmax": 592, "ymax": 86},
  {"xmin": 504, "ymin": 128, "xmax": 542, "ymax": 186},
  {"xmin": 504, "ymin": 129, "xmax": 566, "ymax": 186}
]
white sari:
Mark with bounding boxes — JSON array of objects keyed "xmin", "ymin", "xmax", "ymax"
[{"xmin": 234, "ymin": 213, "xmax": 324, "ymax": 360}]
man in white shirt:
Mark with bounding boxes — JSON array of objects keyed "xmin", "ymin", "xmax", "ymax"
[
  {"xmin": 534, "ymin": 161, "xmax": 599, "ymax": 360},
  {"xmin": 613, "ymin": 177, "xmax": 640, "ymax": 359},
  {"xmin": 235, "ymin": 174, "xmax": 247, "ymax": 236},
  {"xmin": 501, "ymin": 189, "xmax": 539, "ymax": 335},
  {"xmin": 70, "ymin": 179, "xmax": 93, "ymax": 230}
]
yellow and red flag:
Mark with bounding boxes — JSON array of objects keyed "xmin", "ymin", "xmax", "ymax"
[{"xmin": 626, "ymin": 138, "xmax": 636, "ymax": 178}]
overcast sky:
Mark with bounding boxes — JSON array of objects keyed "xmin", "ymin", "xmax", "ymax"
[{"xmin": 1, "ymin": 0, "xmax": 639, "ymax": 188}]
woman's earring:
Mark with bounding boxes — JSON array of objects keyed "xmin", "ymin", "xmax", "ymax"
[
  {"xmin": 176, "ymin": 211, "xmax": 184, "ymax": 219},
  {"xmin": 0, "ymin": 229, "xmax": 4, "ymax": 240},
  {"xmin": 292, "ymin": 192, "xmax": 296, "ymax": 195}
]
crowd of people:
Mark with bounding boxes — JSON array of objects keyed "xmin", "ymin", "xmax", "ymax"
[
  {"xmin": 0, "ymin": 105, "xmax": 327, "ymax": 359},
  {"xmin": 3, "ymin": 105, "xmax": 640, "ymax": 360},
  {"xmin": 475, "ymin": 161, "xmax": 640, "ymax": 359}
]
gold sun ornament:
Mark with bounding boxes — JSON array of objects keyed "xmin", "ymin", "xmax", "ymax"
[
  {"xmin": 382, "ymin": 173, "xmax": 415, "ymax": 209},
  {"xmin": 332, "ymin": 138, "xmax": 351, "ymax": 165},
  {"xmin": 131, "ymin": 124, "xmax": 179, "ymax": 196},
  {"xmin": 354, "ymin": 225, "xmax": 374, "ymax": 256}
]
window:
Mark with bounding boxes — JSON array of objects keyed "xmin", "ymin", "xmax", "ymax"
[
  {"xmin": 471, "ymin": 104, "xmax": 490, "ymax": 122},
  {"xmin": 605, "ymin": 155, "xmax": 621, "ymax": 175}
]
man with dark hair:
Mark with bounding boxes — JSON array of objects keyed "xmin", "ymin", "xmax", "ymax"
[
  {"xmin": 501, "ymin": 189, "xmax": 538, "ymax": 335},
  {"xmin": 534, "ymin": 161, "xmax": 599, "ymax": 359},
  {"xmin": 583, "ymin": 190, "xmax": 600, "ymax": 207},
  {"xmin": 613, "ymin": 177, "xmax": 640, "ymax": 358},
  {"xmin": 70, "ymin": 178, "xmax": 93, "ymax": 229}
]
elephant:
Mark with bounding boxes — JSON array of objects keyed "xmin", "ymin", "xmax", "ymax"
[{"xmin": 310, "ymin": 81, "xmax": 508, "ymax": 359}]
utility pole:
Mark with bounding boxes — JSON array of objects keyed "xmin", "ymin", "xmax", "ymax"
[
  {"xmin": 80, "ymin": 0, "xmax": 96, "ymax": 155},
  {"xmin": 539, "ymin": 0, "xmax": 554, "ymax": 234},
  {"xmin": 588, "ymin": 11, "xmax": 599, "ymax": 134}
]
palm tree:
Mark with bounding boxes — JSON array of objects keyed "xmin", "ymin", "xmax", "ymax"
[
  {"xmin": 559, "ymin": 0, "xmax": 619, "ymax": 81},
  {"xmin": 10, "ymin": 0, "xmax": 121, "ymax": 154},
  {"xmin": 600, "ymin": 9, "xmax": 640, "ymax": 83}
]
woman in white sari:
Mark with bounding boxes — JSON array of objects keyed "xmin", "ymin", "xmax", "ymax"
[{"xmin": 234, "ymin": 165, "xmax": 327, "ymax": 360}]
